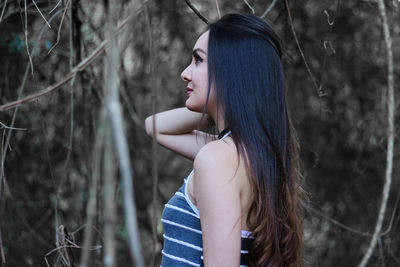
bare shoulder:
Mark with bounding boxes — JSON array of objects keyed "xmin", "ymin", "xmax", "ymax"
[
  {"xmin": 194, "ymin": 138, "xmax": 238, "ymax": 167},
  {"xmin": 193, "ymin": 138, "xmax": 253, "ymax": 231},
  {"xmin": 193, "ymin": 138, "xmax": 240, "ymax": 186}
]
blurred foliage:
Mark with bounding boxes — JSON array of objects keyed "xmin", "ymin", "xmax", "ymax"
[{"xmin": 0, "ymin": 0, "xmax": 399, "ymax": 266}]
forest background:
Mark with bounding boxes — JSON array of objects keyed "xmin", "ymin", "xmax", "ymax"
[{"xmin": 0, "ymin": 0, "xmax": 399, "ymax": 266}]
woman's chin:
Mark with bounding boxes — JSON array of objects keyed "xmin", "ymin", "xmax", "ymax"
[
  {"xmin": 185, "ymin": 100, "xmax": 197, "ymax": 112},
  {"xmin": 185, "ymin": 104, "xmax": 201, "ymax": 113},
  {"xmin": 185, "ymin": 98, "xmax": 208, "ymax": 113}
]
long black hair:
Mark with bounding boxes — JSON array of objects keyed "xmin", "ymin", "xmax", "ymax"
[{"xmin": 199, "ymin": 13, "xmax": 305, "ymax": 266}]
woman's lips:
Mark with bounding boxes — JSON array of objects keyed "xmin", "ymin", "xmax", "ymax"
[{"xmin": 186, "ymin": 87, "xmax": 193, "ymax": 96}]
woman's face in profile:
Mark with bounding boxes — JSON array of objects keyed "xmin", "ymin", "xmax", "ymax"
[{"xmin": 181, "ymin": 30, "xmax": 216, "ymax": 114}]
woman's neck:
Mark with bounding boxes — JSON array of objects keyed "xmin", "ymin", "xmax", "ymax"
[{"xmin": 210, "ymin": 108, "xmax": 227, "ymax": 133}]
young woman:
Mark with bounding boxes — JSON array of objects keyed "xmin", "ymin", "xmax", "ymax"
[{"xmin": 145, "ymin": 13, "xmax": 304, "ymax": 267}]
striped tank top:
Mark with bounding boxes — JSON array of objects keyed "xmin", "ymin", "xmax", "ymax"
[{"xmin": 160, "ymin": 130, "xmax": 254, "ymax": 266}]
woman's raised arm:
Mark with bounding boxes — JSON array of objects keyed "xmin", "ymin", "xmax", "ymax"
[{"xmin": 145, "ymin": 107, "xmax": 216, "ymax": 161}]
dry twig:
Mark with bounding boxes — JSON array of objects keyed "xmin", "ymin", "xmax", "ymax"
[
  {"xmin": 0, "ymin": 9, "xmax": 68, "ymax": 260},
  {"xmin": 304, "ymin": 203, "xmax": 372, "ymax": 236},
  {"xmin": 261, "ymin": 0, "xmax": 278, "ymax": 18},
  {"xmin": 139, "ymin": 0, "xmax": 159, "ymax": 264},
  {"xmin": 49, "ymin": 0, "xmax": 62, "ymax": 14},
  {"xmin": 24, "ymin": 0, "xmax": 34, "ymax": 75},
  {"xmin": 103, "ymin": 122, "xmax": 116, "ymax": 267},
  {"xmin": 0, "ymin": 0, "xmax": 8, "ymax": 23},
  {"xmin": 243, "ymin": 0, "xmax": 255, "ymax": 14},
  {"xmin": 31, "ymin": 0, "xmax": 51, "ymax": 28},
  {"xmin": 283, "ymin": 0, "xmax": 322, "ymax": 97},
  {"xmin": 46, "ymin": 225, "xmax": 101, "ymax": 267},
  {"xmin": 63, "ymin": 0, "xmax": 75, "ymax": 170},
  {"xmin": 0, "ymin": 227, "xmax": 4, "ymax": 264},
  {"xmin": 0, "ymin": 122, "xmax": 26, "ymax": 130},
  {"xmin": 0, "ymin": 5, "xmax": 144, "ymax": 111},
  {"xmin": 215, "ymin": 0, "xmax": 221, "ymax": 18},
  {"xmin": 381, "ymin": 186, "xmax": 400, "ymax": 235},
  {"xmin": 48, "ymin": 0, "xmax": 70, "ymax": 54},
  {"xmin": 79, "ymin": 108, "xmax": 105, "ymax": 267},
  {"xmin": 103, "ymin": 3, "xmax": 118, "ymax": 265},
  {"xmin": 184, "ymin": 0, "xmax": 208, "ymax": 24},
  {"xmin": 0, "ymin": 63, "xmax": 29, "ymax": 196},
  {"xmin": 105, "ymin": 1, "xmax": 144, "ymax": 266},
  {"xmin": 358, "ymin": 0, "xmax": 395, "ymax": 265}
]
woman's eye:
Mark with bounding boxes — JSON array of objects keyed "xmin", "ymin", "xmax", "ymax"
[{"xmin": 193, "ymin": 54, "xmax": 203, "ymax": 65}]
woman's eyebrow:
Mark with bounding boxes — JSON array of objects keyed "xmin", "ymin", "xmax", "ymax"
[{"xmin": 193, "ymin": 48, "xmax": 207, "ymax": 55}]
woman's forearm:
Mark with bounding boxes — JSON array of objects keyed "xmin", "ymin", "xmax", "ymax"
[{"xmin": 145, "ymin": 107, "xmax": 214, "ymax": 136}]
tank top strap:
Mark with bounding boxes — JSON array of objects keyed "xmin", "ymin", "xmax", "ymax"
[{"xmin": 220, "ymin": 130, "xmax": 231, "ymax": 140}]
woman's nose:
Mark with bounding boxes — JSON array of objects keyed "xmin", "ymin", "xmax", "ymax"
[{"xmin": 180, "ymin": 65, "xmax": 191, "ymax": 82}]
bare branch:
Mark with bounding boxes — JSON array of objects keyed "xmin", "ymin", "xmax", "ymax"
[
  {"xmin": 103, "ymin": 3, "xmax": 118, "ymax": 265},
  {"xmin": 46, "ymin": 243, "xmax": 101, "ymax": 267},
  {"xmin": 0, "ymin": 0, "xmax": 8, "ymax": 24},
  {"xmin": 0, "ymin": 122, "xmax": 26, "ymax": 130},
  {"xmin": 105, "ymin": 1, "xmax": 144, "ymax": 266},
  {"xmin": 184, "ymin": 0, "xmax": 208, "ymax": 24},
  {"xmin": 63, "ymin": 0, "xmax": 75, "ymax": 170},
  {"xmin": 304, "ymin": 203, "xmax": 372, "ymax": 236},
  {"xmin": 381, "ymin": 186, "xmax": 400, "ymax": 235},
  {"xmin": 243, "ymin": 0, "xmax": 255, "ymax": 14},
  {"xmin": 323, "ymin": 40, "xmax": 336, "ymax": 54},
  {"xmin": 215, "ymin": 0, "xmax": 221, "ymax": 18},
  {"xmin": 0, "ymin": 6, "xmax": 144, "ymax": 112},
  {"xmin": 260, "ymin": 0, "xmax": 278, "ymax": 18},
  {"xmin": 1, "ymin": 162, "xmax": 54, "ymax": 249},
  {"xmin": 0, "ymin": 63, "xmax": 30, "ymax": 197},
  {"xmin": 358, "ymin": 0, "xmax": 395, "ymax": 266},
  {"xmin": 79, "ymin": 108, "xmax": 105, "ymax": 267},
  {"xmin": 49, "ymin": 0, "xmax": 62, "ymax": 14},
  {"xmin": 24, "ymin": 0, "xmax": 34, "ymax": 76},
  {"xmin": 48, "ymin": 0, "xmax": 70, "ymax": 54},
  {"xmin": 39, "ymin": 8, "xmax": 65, "ymax": 41},
  {"xmin": 103, "ymin": 123, "xmax": 116, "ymax": 267},
  {"xmin": 284, "ymin": 0, "xmax": 322, "ymax": 97},
  {"xmin": 140, "ymin": 0, "xmax": 159, "ymax": 264},
  {"xmin": 324, "ymin": 10, "xmax": 334, "ymax": 26},
  {"xmin": 0, "ymin": 8, "xmax": 68, "ymax": 261},
  {"xmin": 31, "ymin": 0, "xmax": 52, "ymax": 28},
  {"xmin": 0, "ymin": 227, "xmax": 4, "ymax": 264}
]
